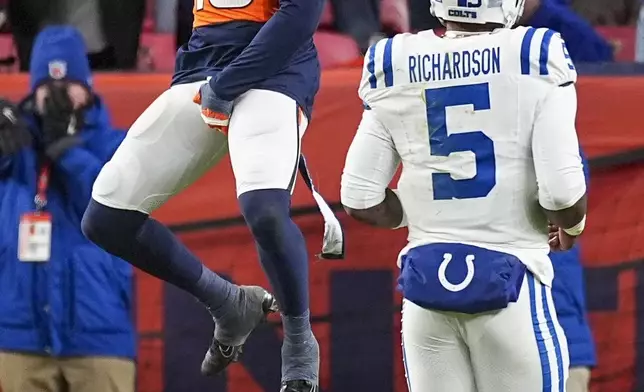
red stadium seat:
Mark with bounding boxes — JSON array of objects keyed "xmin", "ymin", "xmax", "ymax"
[
  {"xmin": 313, "ymin": 31, "xmax": 361, "ymax": 69},
  {"xmin": 0, "ymin": 34, "xmax": 16, "ymax": 72},
  {"xmin": 596, "ymin": 26, "xmax": 636, "ymax": 62},
  {"xmin": 319, "ymin": 1, "xmax": 335, "ymax": 29},
  {"xmin": 143, "ymin": 18, "xmax": 156, "ymax": 33},
  {"xmin": 320, "ymin": 0, "xmax": 410, "ymax": 34},
  {"xmin": 144, "ymin": 0, "xmax": 157, "ymax": 32}
]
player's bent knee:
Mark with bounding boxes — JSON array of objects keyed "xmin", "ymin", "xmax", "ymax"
[
  {"xmin": 82, "ymin": 199, "xmax": 148, "ymax": 256},
  {"xmin": 82, "ymin": 199, "xmax": 108, "ymax": 245},
  {"xmin": 239, "ymin": 189, "xmax": 291, "ymax": 239},
  {"xmin": 81, "ymin": 199, "xmax": 126, "ymax": 248},
  {"xmin": 91, "ymin": 159, "xmax": 134, "ymax": 210}
]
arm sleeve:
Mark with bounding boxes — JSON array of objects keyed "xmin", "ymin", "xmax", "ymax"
[
  {"xmin": 211, "ymin": 0, "xmax": 325, "ymax": 101},
  {"xmin": 55, "ymin": 146, "xmax": 103, "ymax": 216},
  {"xmin": 532, "ymin": 84, "xmax": 586, "ymax": 211},
  {"xmin": 528, "ymin": 3, "xmax": 613, "ymax": 63},
  {"xmin": 341, "ymin": 109, "xmax": 400, "ymax": 210}
]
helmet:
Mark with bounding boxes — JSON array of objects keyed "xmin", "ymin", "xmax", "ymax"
[{"xmin": 430, "ymin": 0, "xmax": 526, "ymax": 28}]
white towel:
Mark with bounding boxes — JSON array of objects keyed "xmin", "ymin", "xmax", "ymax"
[{"xmin": 298, "ymin": 155, "xmax": 345, "ymax": 260}]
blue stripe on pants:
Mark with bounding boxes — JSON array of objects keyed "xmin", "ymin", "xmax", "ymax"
[
  {"xmin": 542, "ymin": 284, "xmax": 565, "ymax": 392},
  {"xmin": 529, "ymin": 274, "xmax": 552, "ymax": 392}
]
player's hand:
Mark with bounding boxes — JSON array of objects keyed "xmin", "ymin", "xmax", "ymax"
[
  {"xmin": 548, "ymin": 223, "xmax": 576, "ymax": 252},
  {"xmin": 192, "ymin": 82, "xmax": 233, "ymax": 135},
  {"xmin": 40, "ymin": 83, "xmax": 77, "ymax": 145}
]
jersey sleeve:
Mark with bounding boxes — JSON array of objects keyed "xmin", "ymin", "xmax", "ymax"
[
  {"xmin": 358, "ymin": 34, "xmax": 407, "ymax": 107},
  {"xmin": 341, "ymin": 108, "xmax": 400, "ymax": 210},
  {"xmin": 532, "ymin": 84, "xmax": 586, "ymax": 211},
  {"xmin": 519, "ymin": 27, "xmax": 577, "ymax": 87}
]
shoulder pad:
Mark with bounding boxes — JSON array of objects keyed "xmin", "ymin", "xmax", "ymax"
[
  {"xmin": 358, "ymin": 33, "xmax": 410, "ymax": 106},
  {"xmin": 518, "ymin": 27, "xmax": 577, "ymax": 86}
]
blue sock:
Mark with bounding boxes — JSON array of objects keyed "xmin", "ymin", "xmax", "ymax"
[
  {"xmin": 281, "ymin": 310, "xmax": 319, "ymax": 383},
  {"xmin": 82, "ymin": 199, "xmax": 237, "ymax": 313},
  {"xmin": 282, "ymin": 311, "xmax": 313, "ymax": 344},
  {"xmin": 238, "ymin": 189, "xmax": 309, "ymax": 316}
]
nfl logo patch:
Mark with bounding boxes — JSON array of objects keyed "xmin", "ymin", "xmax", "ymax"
[{"xmin": 48, "ymin": 61, "xmax": 67, "ymax": 80}]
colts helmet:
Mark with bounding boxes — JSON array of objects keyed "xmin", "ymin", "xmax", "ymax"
[{"xmin": 430, "ymin": 0, "xmax": 526, "ymax": 28}]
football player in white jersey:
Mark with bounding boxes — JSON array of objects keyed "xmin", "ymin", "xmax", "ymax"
[{"xmin": 340, "ymin": 0, "xmax": 587, "ymax": 391}]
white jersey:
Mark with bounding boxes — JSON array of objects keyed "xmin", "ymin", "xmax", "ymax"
[{"xmin": 341, "ymin": 27, "xmax": 586, "ymax": 285}]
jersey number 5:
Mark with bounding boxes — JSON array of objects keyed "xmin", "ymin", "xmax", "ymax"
[
  {"xmin": 195, "ymin": 0, "xmax": 253, "ymax": 9},
  {"xmin": 425, "ymin": 83, "xmax": 496, "ymax": 200}
]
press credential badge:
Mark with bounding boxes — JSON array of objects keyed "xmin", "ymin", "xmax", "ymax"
[{"xmin": 18, "ymin": 212, "xmax": 52, "ymax": 262}]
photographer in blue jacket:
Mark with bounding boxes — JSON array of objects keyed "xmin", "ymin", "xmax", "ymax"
[{"xmin": 0, "ymin": 26, "xmax": 134, "ymax": 392}]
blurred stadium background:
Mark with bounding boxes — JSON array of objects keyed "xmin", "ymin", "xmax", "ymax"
[{"xmin": 1, "ymin": 0, "xmax": 644, "ymax": 391}]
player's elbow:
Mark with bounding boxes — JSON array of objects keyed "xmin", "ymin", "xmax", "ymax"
[
  {"xmin": 543, "ymin": 191, "xmax": 586, "ymax": 213},
  {"xmin": 341, "ymin": 188, "xmax": 404, "ymax": 229},
  {"xmin": 342, "ymin": 205, "xmax": 364, "ymax": 220},
  {"xmin": 342, "ymin": 203, "xmax": 392, "ymax": 228},
  {"xmin": 538, "ymin": 163, "xmax": 586, "ymax": 210},
  {"xmin": 340, "ymin": 183, "xmax": 383, "ymax": 226},
  {"xmin": 340, "ymin": 194, "xmax": 381, "ymax": 225},
  {"xmin": 281, "ymin": 0, "xmax": 324, "ymax": 36},
  {"xmin": 542, "ymin": 193, "xmax": 587, "ymax": 230},
  {"xmin": 539, "ymin": 171, "xmax": 586, "ymax": 206}
]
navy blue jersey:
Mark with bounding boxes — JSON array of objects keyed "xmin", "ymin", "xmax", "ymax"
[{"xmin": 171, "ymin": 0, "xmax": 324, "ymax": 119}]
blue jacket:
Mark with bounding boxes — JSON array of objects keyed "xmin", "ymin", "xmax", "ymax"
[
  {"xmin": 527, "ymin": 0, "xmax": 614, "ymax": 63},
  {"xmin": 0, "ymin": 26, "xmax": 134, "ymax": 360},
  {"xmin": 550, "ymin": 149, "xmax": 596, "ymax": 367},
  {"xmin": 0, "ymin": 101, "xmax": 134, "ymax": 360}
]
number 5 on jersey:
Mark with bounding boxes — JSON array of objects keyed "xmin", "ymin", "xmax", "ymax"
[{"xmin": 425, "ymin": 83, "xmax": 496, "ymax": 200}]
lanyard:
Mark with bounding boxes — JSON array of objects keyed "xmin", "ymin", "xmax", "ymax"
[{"xmin": 34, "ymin": 161, "xmax": 51, "ymax": 211}]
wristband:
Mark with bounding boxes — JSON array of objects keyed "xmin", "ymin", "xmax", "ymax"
[{"xmin": 563, "ymin": 215, "xmax": 586, "ymax": 237}]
